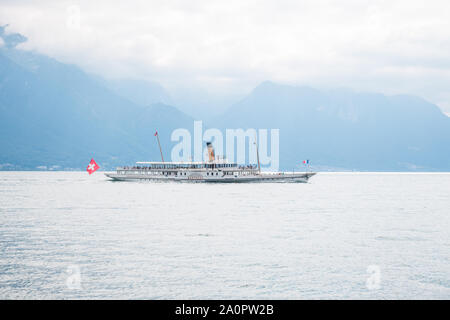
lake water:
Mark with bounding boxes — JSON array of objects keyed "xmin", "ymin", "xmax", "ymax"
[{"xmin": 0, "ymin": 172, "xmax": 449, "ymax": 299}]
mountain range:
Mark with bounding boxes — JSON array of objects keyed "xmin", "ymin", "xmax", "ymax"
[
  {"xmin": 216, "ymin": 82, "xmax": 450, "ymax": 171},
  {"xmin": 1, "ymin": 27, "xmax": 449, "ymax": 171}
]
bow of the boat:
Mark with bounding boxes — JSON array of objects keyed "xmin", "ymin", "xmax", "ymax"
[{"xmin": 305, "ymin": 172, "xmax": 317, "ymax": 179}]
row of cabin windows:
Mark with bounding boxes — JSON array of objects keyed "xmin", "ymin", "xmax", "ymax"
[
  {"xmin": 209, "ymin": 164, "xmax": 235, "ymax": 168},
  {"xmin": 120, "ymin": 171, "xmax": 244, "ymax": 176},
  {"xmin": 121, "ymin": 164, "xmax": 240, "ymax": 171},
  {"xmin": 141, "ymin": 164, "xmax": 236, "ymax": 169}
]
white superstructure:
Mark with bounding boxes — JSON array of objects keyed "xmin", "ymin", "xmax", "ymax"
[{"xmin": 105, "ymin": 142, "xmax": 316, "ymax": 183}]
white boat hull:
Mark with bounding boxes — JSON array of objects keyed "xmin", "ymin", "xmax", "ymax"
[{"xmin": 105, "ymin": 172, "xmax": 316, "ymax": 183}]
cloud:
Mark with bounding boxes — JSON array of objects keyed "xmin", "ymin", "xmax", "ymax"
[
  {"xmin": 1, "ymin": 0, "xmax": 450, "ymax": 113},
  {"xmin": 0, "ymin": 24, "xmax": 27, "ymax": 48}
]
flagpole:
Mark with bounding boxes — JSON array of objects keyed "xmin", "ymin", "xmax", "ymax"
[
  {"xmin": 155, "ymin": 131, "xmax": 164, "ymax": 163},
  {"xmin": 254, "ymin": 133, "xmax": 261, "ymax": 175}
]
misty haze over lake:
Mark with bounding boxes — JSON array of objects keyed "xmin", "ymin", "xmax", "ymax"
[{"xmin": 1, "ymin": 25, "xmax": 449, "ymax": 172}]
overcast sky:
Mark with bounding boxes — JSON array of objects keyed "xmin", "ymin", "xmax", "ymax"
[{"xmin": 1, "ymin": 0, "xmax": 450, "ymax": 114}]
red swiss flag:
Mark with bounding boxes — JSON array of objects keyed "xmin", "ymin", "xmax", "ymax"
[{"xmin": 87, "ymin": 158, "xmax": 100, "ymax": 175}]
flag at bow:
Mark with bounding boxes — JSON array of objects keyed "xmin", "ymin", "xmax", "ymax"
[
  {"xmin": 154, "ymin": 130, "xmax": 158, "ymax": 136},
  {"xmin": 87, "ymin": 158, "xmax": 100, "ymax": 175}
]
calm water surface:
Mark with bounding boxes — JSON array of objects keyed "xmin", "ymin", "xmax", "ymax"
[{"xmin": 0, "ymin": 172, "xmax": 449, "ymax": 299}]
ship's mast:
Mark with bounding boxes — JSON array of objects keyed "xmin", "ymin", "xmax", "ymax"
[
  {"xmin": 155, "ymin": 130, "xmax": 165, "ymax": 162},
  {"xmin": 255, "ymin": 133, "xmax": 261, "ymax": 175}
]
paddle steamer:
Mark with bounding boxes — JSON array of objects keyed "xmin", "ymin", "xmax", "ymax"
[{"xmin": 105, "ymin": 142, "xmax": 316, "ymax": 182}]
